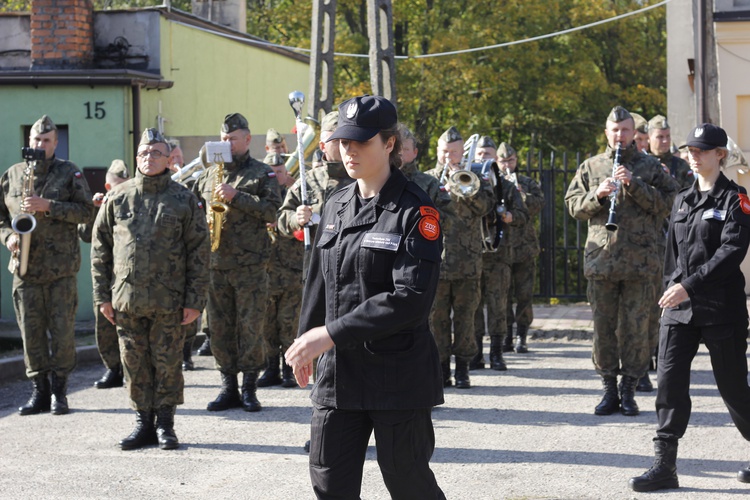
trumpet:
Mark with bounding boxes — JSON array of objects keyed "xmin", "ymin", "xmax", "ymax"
[
  {"xmin": 605, "ymin": 145, "xmax": 623, "ymax": 232},
  {"xmin": 441, "ymin": 134, "xmax": 493, "ymax": 199},
  {"xmin": 9, "ymin": 159, "xmax": 38, "ymax": 276},
  {"xmin": 171, "ymin": 149, "xmax": 207, "ymax": 185}
]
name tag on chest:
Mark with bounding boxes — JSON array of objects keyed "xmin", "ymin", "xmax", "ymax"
[
  {"xmin": 702, "ymin": 209, "xmax": 726, "ymax": 221},
  {"xmin": 361, "ymin": 232, "xmax": 402, "ymax": 252}
]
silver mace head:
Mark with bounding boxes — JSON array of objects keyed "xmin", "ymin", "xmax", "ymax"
[{"xmin": 288, "ymin": 91, "xmax": 305, "ymax": 119}]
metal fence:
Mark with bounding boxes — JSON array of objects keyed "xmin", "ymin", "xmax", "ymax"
[{"xmin": 518, "ymin": 150, "xmax": 590, "ymax": 301}]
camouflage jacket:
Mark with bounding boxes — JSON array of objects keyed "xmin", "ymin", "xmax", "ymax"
[
  {"xmin": 91, "ymin": 169, "xmax": 209, "ymax": 315},
  {"xmin": 0, "ymin": 157, "xmax": 94, "ymax": 283},
  {"xmin": 656, "ymin": 152, "xmax": 694, "ymax": 190},
  {"xmin": 400, "ymin": 161, "xmax": 452, "ymax": 217},
  {"xmin": 425, "ymin": 163, "xmax": 496, "ymax": 280},
  {"xmin": 267, "ymin": 188, "xmax": 304, "ymax": 288},
  {"xmin": 565, "ymin": 144, "xmax": 679, "ymax": 281},
  {"xmin": 505, "ymin": 173, "xmax": 544, "ymax": 263},
  {"xmin": 483, "ymin": 175, "xmax": 529, "ymax": 265},
  {"xmin": 276, "ymin": 160, "xmax": 355, "ymax": 239},
  {"xmin": 193, "ymin": 152, "xmax": 282, "ymax": 270}
]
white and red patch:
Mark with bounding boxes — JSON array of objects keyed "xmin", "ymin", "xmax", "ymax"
[
  {"xmin": 267, "ymin": 172, "xmax": 276, "ymax": 177},
  {"xmin": 74, "ymin": 171, "xmax": 82, "ymax": 178},
  {"xmin": 418, "ymin": 215, "xmax": 440, "ymax": 241},
  {"xmin": 738, "ymin": 193, "xmax": 750, "ymax": 215}
]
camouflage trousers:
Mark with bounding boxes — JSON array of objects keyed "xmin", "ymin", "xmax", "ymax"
[
  {"xmin": 183, "ymin": 317, "xmax": 199, "ymax": 347},
  {"xmin": 95, "ymin": 308, "xmax": 120, "ymax": 370},
  {"xmin": 262, "ymin": 281, "xmax": 302, "ymax": 358},
  {"xmin": 507, "ymin": 257, "xmax": 536, "ymax": 329},
  {"xmin": 208, "ymin": 267, "xmax": 268, "ymax": 374},
  {"xmin": 588, "ymin": 278, "xmax": 654, "ymax": 379},
  {"xmin": 430, "ymin": 278, "xmax": 480, "ymax": 363},
  {"xmin": 116, "ymin": 310, "xmax": 185, "ymax": 411},
  {"xmin": 474, "ymin": 258, "xmax": 511, "ymax": 341},
  {"xmin": 13, "ymin": 276, "xmax": 77, "ymax": 379}
]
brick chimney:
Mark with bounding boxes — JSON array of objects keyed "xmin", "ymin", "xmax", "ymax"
[{"xmin": 31, "ymin": 0, "xmax": 94, "ymax": 69}]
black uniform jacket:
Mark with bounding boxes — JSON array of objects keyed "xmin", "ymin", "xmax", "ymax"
[
  {"xmin": 662, "ymin": 172, "xmax": 750, "ymax": 327},
  {"xmin": 298, "ymin": 167, "xmax": 445, "ymax": 411}
]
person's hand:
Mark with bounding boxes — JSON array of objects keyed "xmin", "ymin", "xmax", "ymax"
[
  {"xmin": 595, "ymin": 178, "xmax": 618, "ymax": 199},
  {"xmin": 6, "ymin": 234, "xmax": 19, "ymax": 253},
  {"xmin": 215, "ymin": 183, "xmax": 238, "ymax": 202},
  {"xmin": 22, "ymin": 195, "xmax": 51, "ymax": 213},
  {"xmin": 284, "ymin": 326, "xmax": 334, "ymax": 388},
  {"xmin": 100, "ymin": 302, "xmax": 116, "ymax": 325},
  {"xmin": 92, "ymin": 192, "xmax": 105, "ymax": 208},
  {"xmin": 658, "ymin": 284, "xmax": 688, "ymax": 309},
  {"xmin": 296, "ymin": 205, "xmax": 313, "ymax": 227},
  {"xmin": 613, "ymin": 165, "xmax": 633, "ymax": 186},
  {"xmin": 181, "ymin": 308, "xmax": 201, "ymax": 325},
  {"xmin": 502, "ymin": 212, "xmax": 513, "ymax": 224}
]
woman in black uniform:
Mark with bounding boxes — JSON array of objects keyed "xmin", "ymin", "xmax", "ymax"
[
  {"xmin": 284, "ymin": 95, "xmax": 446, "ymax": 499},
  {"xmin": 630, "ymin": 123, "xmax": 750, "ymax": 492}
]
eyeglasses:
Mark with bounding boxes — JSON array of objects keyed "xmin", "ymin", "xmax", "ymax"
[{"xmin": 137, "ymin": 150, "xmax": 166, "ymax": 159}]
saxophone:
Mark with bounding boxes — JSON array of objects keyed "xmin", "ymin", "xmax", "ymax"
[
  {"xmin": 207, "ymin": 157, "xmax": 229, "ymax": 252},
  {"xmin": 9, "ymin": 161, "xmax": 38, "ymax": 276}
]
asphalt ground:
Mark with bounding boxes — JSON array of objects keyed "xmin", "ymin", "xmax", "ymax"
[{"xmin": 0, "ymin": 304, "xmax": 749, "ymax": 499}]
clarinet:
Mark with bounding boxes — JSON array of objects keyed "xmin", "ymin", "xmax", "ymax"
[{"xmin": 605, "ymin": 145, "xmax": 623, "ymax": 232}]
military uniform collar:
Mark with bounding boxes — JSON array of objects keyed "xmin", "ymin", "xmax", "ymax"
[
  {"xmin": 606, "ymin": 142, "xmax": 637, "ymax": 163},
  {"xmin": 400, "ymin": 160, "xmax": 419, "ymax": 176},
  {"xmin": 334, "ymin": 167, "xmax": 406, "ymax": 228},
  {"xmin": 656, "ymin": 151, "xmax": 674, "ymax": 164},
  {"xmin": 324, "ymin": 160, "xmax": 348, "ymax": 180},
  {"xmin": 135, "ymin": 168, "xmax": 172, "ymax": 192},
  {"xmin": 228, "ymin": 151, "xmax": 250, "ymax": 169},
  {"xmin": 32, "ymin": 156, "xmax": 55, "ymax": 176},
  {"xmin": 685, "ymin": 171, "xmax": 729, "ymax": 208}
]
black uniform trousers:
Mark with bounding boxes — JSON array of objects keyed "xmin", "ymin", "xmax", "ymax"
[
  {"xmin": 309, "ymin": 405, "xmax": 446, "ymax": 500},
  {"xmin": 656, "ymin": 320, "xmax": 750, "ymax": 441}
]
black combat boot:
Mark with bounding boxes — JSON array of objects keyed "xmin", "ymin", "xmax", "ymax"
[
  {"xmin": 196, "ymin": 336, "xmax": 212, "ymax": 356},
  {"xmin": 206, "ymin": 372, "xmax": 242, "ymax": 411},
  {"xmin": 629, "ymin": 439, "xmax": 679, "ymax": 492},
  {"xmin": 182, "ymin": 341, "xmax": 194, "ymax": 371},
  {"xmin": 469, "ymin": 333, "xmax": 486, "ymax": 370},
  {"xmin": 241, "ymin": 371, "xmax": 262, "ymax": 412},
  {"xmin": 257, "ymin": 355, "xmax": 282, "ymax": 387},
  {"xmin": 514, "ymin": 325, "xmax": 529, "ymax": 353},
  {"xmin": 155, "ymin": 406, "xmax": 179, "ymax": 450},
  {"xmin": 636, "ymin": 372, "xmax": 654, "ymax": 392},
  {"xmin": 503, "ymin": 325, "xmax": 514, "ymax": 352},
  {"xmin": 281, "ymin": 362, "xmax": 297, "ymax": 388},
  {"xmin": 441, "ymin": 360, "xmax": 452, "ymax": 387},
  {"xmin": 454, "ymin": 360, "xmax": 471, "ymax": 389},
  {"xmin": 120, "ymin": 410, "xmax": 158, "ymax": 450},
  {"xmin": 94, "ymin": 364, "xmax": 123, "ymax": 389},
  {"xmin": 738, "ymin": 464, "xmax": 750, "ymax": 483},
  {"xmin": 18, "ymin": 374, "xmax": 51, "ymax": 416},
  {"xmin": 50, "ymin": 373, "xmax": 69, "ymax": 415},
  {"xmin": 619, "ymin": 375, "xmax": 640, "ymax": 416},
  {"xmin": 489, "ymin": 336, "xmax": 508, "ymax": 371},
  {"xmin": 594, "ymin": 376, "xmax": 620, "ymax": 415}
]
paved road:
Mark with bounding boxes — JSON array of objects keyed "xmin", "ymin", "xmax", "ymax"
[{"xmin": 1, "ymin": 304, "xmax": 749, "ymax": 499}]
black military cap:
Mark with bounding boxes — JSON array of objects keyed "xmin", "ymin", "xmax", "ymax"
[
  {"xmin": 31, "ymin": 115, "xmax": 57, "ymax": 135},
  {"xmin": 684, "ymin": 123, "xmax": 727, "ymax": 151},
  {"xmin": 222, "ymin": 113, "xmax": 250, "ymax": 134},
  {"xmin": 139, "ymin": 128, "xmax": 170, "ymax": 149},
  {"xmin": 439, "ymin": 126, "xmax": 463, "ymax": 144},
  {"xmin": 498, "ymin": 142, "xmax": 517, "ymax": 159},
  {"xmin": 477, "ymin": 136, "xmax": 497, "ymax": 149},
  {"xmin": 263, "ymin": 152, "xmax": 284, "ymax": 166},
  {"xmin": 607, "ymin": 106, "xmax": 632, "ymax": 123},
  {"xmin": 327, "ymin": 95, "xmax": 398, "ymax": 142}
]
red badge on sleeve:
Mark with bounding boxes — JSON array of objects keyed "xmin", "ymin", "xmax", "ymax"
[
  {"xmin": 418, "ymin": 215, "xmax": 440, "ymax": 241},
  {"xmin": 738, "ymin": 193, "xmax": 750, "ymax": 215},
  {"xmin": 419, "ymin": 206, "xmax": 440, "ymax": 221}
]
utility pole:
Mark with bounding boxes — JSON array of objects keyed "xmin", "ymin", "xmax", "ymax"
[
  {"xmin": 308, "ymin": 0, "xmax": 337, "ymax": 121},
  {"xmin": 366, "ymin": 0, "xmax": 397, "ymax": 102}
]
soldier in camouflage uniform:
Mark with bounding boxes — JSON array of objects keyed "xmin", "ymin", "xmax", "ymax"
[
  {"xmin": 565, "ymin": 106, "xmax": 678, "ymax": 417},
  {"xmin": 265, "ymin": 128, "xmax": 289, "ymax": 156},
  {"xmin": 257, "ymin": 153, "xmax": 304, "ymax": 389},
  {"xmin": 78, "ymin": 159, "xmax": 130, "ymax": 389},
  {"xmin": 193, "ymin": 113, "xmax": 282, "ymax": 413},
  {"xmin": 470, "ymin": 137, "xmax": 528, "ymax": 371},
  {"xmin": 277, "ymin": 111, "xmax": 356, "ymax": 265},
  {"xmin": 425, "ymin": 127, "xmax": 496, "ymax": 389},
  {"xmin": 92, "ymin": 128, "xmax": 209, "ymax": 450},
  {"xmin": 634, "ymin": 114, "xmax": 695, "ymax": 393},
  {"xmin": 632, "ymin": 113, "xmax": 650, "ymax": 154},
  {"xmin": 0, "ymin": 115, "xmax": 94, "ymax": 417},
  {"xmin": 499, "ymin": 142, "xmax": 544, "ymax": 355},
  {"xmin": 398, "ymin": 125, "xmax": 452, "ymax": 214}
]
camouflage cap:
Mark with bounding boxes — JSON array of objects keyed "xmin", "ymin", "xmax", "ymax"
[
  {"xmin": 139, "ymin": 128, "xmax": 170, "ymax": 149},
  {"xmin": 222, "ymin": 113, "xmax": 249, "ymax": 134},
  {"xmin": 648, "ymin": 114, "xmax": 670, "ymax": 131},
  {"xmin": 607, "ymin": 106, "xmax": 632, "ymax": 124},
  {"xmin": 107, "ymin": 159, "xmax": 129, "ymax": 179},
  {"xmin": 31, "ymin": 115, "xmax": 57, "ymax": 135},
  {"xmin": 631, "ymin": 113, "xmax": 648, "ymax": 134},
  {"xmin": 439, "ymin": 126, "xmax": 462, "ymax": 144},
  {"xmin": 263, "ymin": 152, "xmax": 284, "ymax": 166},
  {"xmin": 477, "ymin": 136, "xmax": 497, "ymax": 149},
  {"xmin": 321, "ymin": 111, "xmax": 339, "ymax": 133},
  {"xmin": 266, "ymin": 128, "xmax": 284, "ymax": 144},
  {"xmin": 498, "ymin": 142, "xmax": 517, "ymax": 159}
]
